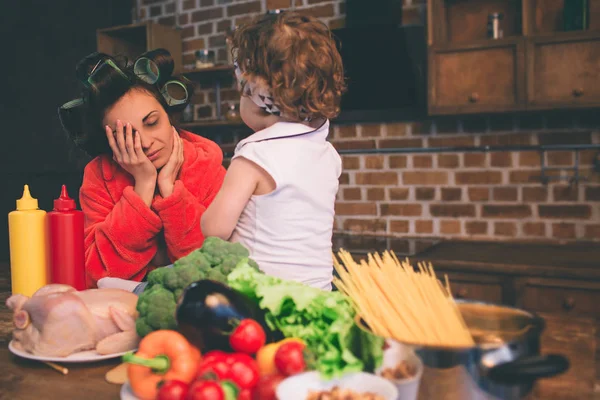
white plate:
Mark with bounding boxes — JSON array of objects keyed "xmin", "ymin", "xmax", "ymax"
[
  {"xmin": 276, "ymin": 371, "xmax": 398, "ymax": 400},
  {"xmin": 9, "ymin": 340, "xmax": 130, "ymax": 363},
  {"xmin": 120, "ymin": 382, "xmax": 139, "ymax": 400}
]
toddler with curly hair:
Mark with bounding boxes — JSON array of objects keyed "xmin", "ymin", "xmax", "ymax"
[{"xmin": 201, "ymin": 11, "xmax": 345, "ymax": 290}]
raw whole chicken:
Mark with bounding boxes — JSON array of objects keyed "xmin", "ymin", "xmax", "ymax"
[{"xmin": 6, "ymin": 284, "xmax": 140, "ymax": 357}]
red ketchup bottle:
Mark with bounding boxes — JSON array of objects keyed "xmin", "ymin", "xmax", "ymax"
[{"xmin": 48, "ymin": 185, "xmax": 86, "ymax": 290}]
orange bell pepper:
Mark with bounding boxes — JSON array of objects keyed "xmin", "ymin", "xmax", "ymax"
[{"xmin": 123, "ymin": 330, "xmax": 201, "ymax": 400}]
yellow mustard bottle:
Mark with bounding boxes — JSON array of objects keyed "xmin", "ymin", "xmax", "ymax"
[{"xmin": 8, "ymin": 185, "xmax": 48, "ymax": 296}]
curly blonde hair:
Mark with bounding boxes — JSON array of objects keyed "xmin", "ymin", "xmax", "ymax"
[{"xmin": 232, "ymin": 12, "xmax": 346, "ymax": 121}]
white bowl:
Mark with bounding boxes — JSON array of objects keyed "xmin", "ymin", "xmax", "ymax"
[
  {"xmin": 276, "ymin": 371, "xmax": 398, "ymax": 400},
  {"xmin": 376, "ymin": 340, "xmax": 424, "ymax": 400}
]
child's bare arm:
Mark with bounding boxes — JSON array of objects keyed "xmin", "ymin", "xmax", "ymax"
[{"xmin": 201, "ymin": 157, "xmax": 268, "ymax": 240}]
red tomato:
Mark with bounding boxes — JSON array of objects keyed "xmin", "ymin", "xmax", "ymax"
[
  {"xmin": 237, "ymin": 388, "xmax": 253, "ymax": 400},
  {"xmin": 229, "ymin": 319, "xmax": 266, "ymax": 354},
  {"xmin": 274, "ymin": 342, "xmax": 306, "ymax": 376},
  {"xmin": 157, "ymin": 380, "xmax": 189, "ymax": 400},
  {"xmin": 252, "ymin": 374, "xmax": 286, "ymax": 400},
  {"xmin": 186, "ymin": 380, "xmax": 224, "ymax": 400},
  {"xmin": 197, "ymin": 352, "xmax": 260, "ymax": 390}
]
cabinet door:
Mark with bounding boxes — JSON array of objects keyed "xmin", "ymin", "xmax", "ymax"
[
  {"xmin": 440, "ymin": 271, "xmax": 507, "ymax": 304},
  {"xmin": 527, "ymin": 32, "xmax": 600, "ymax": 109},
  {"xmin": 428, "ymin": 39, "xmax": 526, "ymax": 115}
]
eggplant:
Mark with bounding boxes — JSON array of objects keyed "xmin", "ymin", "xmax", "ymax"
[{"xmin": 176, "ymin": 279, "xmax": 277, "ymax": 352}]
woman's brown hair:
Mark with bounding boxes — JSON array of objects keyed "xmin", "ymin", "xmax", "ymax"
[{"xmin": 232, "ymin": 12, "xmax": 346, "ymax": 121}]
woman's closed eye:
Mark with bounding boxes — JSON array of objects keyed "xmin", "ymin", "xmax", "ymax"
[{"xmin": 146, "ymin": 118, "xmax": 159, "ymax": 127}]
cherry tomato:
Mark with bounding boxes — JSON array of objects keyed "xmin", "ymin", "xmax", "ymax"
[
  {"xmin": 229, "ymin": 319, "xmax": 266, "ymax": 354},
  {"xmin": 157, "ymin": 380, "xmax": 189, "ymax": 400},
  {"xmin": 238, "ymin": 389, "xmax": 253, "ymax": 400},
  {"xmin": 274, "ymin": 342, "xmax": 306, "ymax": 376},
  {"xmin": 252, "ymin": 374, "xmax": 286, "ymax": 400},
  {"xmin": 186, "ymin": 380, "xmax": 224, "ymax": 400},
  {"xmin": 196, "ymin": 352, "xmax": 260, "ymax": 390}
]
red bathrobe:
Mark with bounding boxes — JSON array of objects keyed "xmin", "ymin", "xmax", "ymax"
[{"xmin": 80, "ymin": 130, "xmax": 226, "ymax": 288}]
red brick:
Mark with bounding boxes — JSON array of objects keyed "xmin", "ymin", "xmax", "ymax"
[
  {"xmin": 429, "ymin": 136, "xmax": 475, "ymax": 147},
  {"xmin": 510, "ymin": 170, "xmax": 541, "ymax": 184},
  {"xmin": 466, "ymin": 221, "xmax": 488, "ymax": 235},
  {"xmin": 227, "ymin": 1, "xmax": 261, "ymax": 16},
  {"xmin": 339, "ymin": 173, "xmax": 349, "ymax": 184},
  {"xmin": 519, "ymin": 151, "xmax": 541, "ymax": 167},
  {"xmin": 413, "ymin": 155, "xmax": 433, "ymax": 168},
  {"xmin": 415, "ymin": 220, "xmax": 433, "ymax": 234},
  {"xmin": 166, "ymin": 2, "xmax": 176, "ymax": 13},
  {"xmin": 267, "ymin": 0, "xmax": 290, "ymax": 9},
  {"xmin": 585, "ymin": 225, "xmax": 600, "ymax": 238},
  {"xmin": 552, "ymin": 223, "xmax": 576, "ymax": 239},
  {"xmin": 337, "ymin": 125, "xmax": 357, "ymax": 138},
  {"xmin": 361, "ymin": 124, "xmax": 381, "ymax": 138},
  {"xmin": 379, "ymin": 138, "xmax": 423, "ymax": 148},
  {"xmin": 197, "ymin": 22, "xmax": 214, "ymax": 35},
  {"xmin": 493, "ymin": 187, "xmax": 518, "ymax": 202},
  {"xmin": 183, "ymin": 0, "xmax": 197, "ymax": 10},
  {"xmin": 356, "ymin": 172, "xmax": 398, "ymax": 185},
  {"xmin": 179, "ymin": 13, "xmax": 189, "ymax": 25},
  {"xmin": 385, "ymin": 123, "xmax": 407, "ymax": 136},
  {"xmin": 343, "ymin": 219, "xmax": 387, "ymax": 232},
  {"xmin": 209, "ymin": 34, "xmax": 226, "ymax": 47},
  {"xmin": 553, "ymin": 186, "xmax": 579, "ymax": 202},
  {"xmin": 150, "ymin": 5, "xmax": 162, "ymax": 17},
  {"xmin": 494, "ymin": 222, "xmax": 517, "ymax": 237},
  {"xmin": 482, "ymin": 205, "xmax": 532, "ymax": 218},
  {"xmin": 441, "ymin": 220, "xmax": 461, "ymax": 235},
  {"xmin": 329, "ymin": 18, "xmax": 345, "ymax": 30},
  {"xmin": 364, "ymin": 156, "xmax": 384, "ymax": 169},
  {"xmin": 217, "ymin": 19, "xmax": 232, "ymax": 32},
  {"xmin": 192, "ymin": 7, "xmax": 223, "ymax": 22},
  {"xmin": 182, "ymin": 25, "xmax": 195, "ymax": 39},
  {"xmin": 523, "ymin": 222, "xmax": 546, "ymax": 237},
  {"xmin": 389, "ymin": 188, "xmax": 409, "ymax": 201},
  {"xmin": 342, "ymin": 156, "xmax": 360, "ymax": 170},
  {"xmin": 490, "ymin": 152, "xmax": 513, "ymax": 167},
  {"xmin": 343, "ymin": 188, "xmax": 362, "ymax": 201},
  {"xmin": 547, "ymin": 151, "xmax": 573, "ymax": 166},
  {"xmin": 438, "ymin": 154, "xmax": 460, "ymax": 168},
  {"xmin": 389, "ymin": 155, "xmax": 407, "ymax": 169},
  {"xmin": 367, "ymin": 188, "xmax": 385, "ymax": 201},
  {"xmin": 522, "ymin": 187, "xmax": 548, "ymax": 202},
  {"xmin": 297, "ymin": 4, "xmax": 335, "ymax": 17},
  {"xmin": 403, "ymin": 171, "xmax": 448, "ymax": 185},
  {"xmin": 200, "ymin": 0, "xmax": 214, "ymax": 5},
  {"xmin": 430, "ymin": 204, "xmax": 476, "ymax": 217},
  {"xmin": 455, "ymin": 171, "xmax": 503, "ymax": 185},
  {"xmin": 538, "ymin": 205, "xmax": 591, "ymax": 219},
  {"xmin": 539, "ymin": 132, "xmax": 591, "ymax": 145},
  {"xmin": 380, "ymin": 204, "xmax": 422, "ymax": 217},
  {"xmin": 190, "ymin": 92, "xmax": 204, "ymax": 104},
  {"xmin": 585, "ymin": 186, "xmax": 600, "ymax": 201},
  {"xmin": 416, "ymin": 187, "xmax": 436, "ymax": 201},
  {"xmin": 468, "ymin": 187, "xmax": 489, "ymax": 201},
  {"xmin": 464, "ymin": 153, "xmax": 487, "ymax": 167},
  {"xmin": 390, "ymin": 220, "xmax": 409, "ymax": 233},
  {"xmin": 580, "ymin": 150, "xmax": 598, "ymax": 166},
  {"xmin": 335, "ymin": 202, "xmax": 377, "ymax": 216},
  {"xmin": 308, "ymin": 0, "xmax": 332, "ymax": 3},
  {"xmin": 441, "ymin": 188, "xmax": 462, "ymax": 201},
  {"xmin": 159, "ymin": 16, "xmax": 176, "ymax": 27},
  {"xmin": 481, "ymin": 133, "xmax": 532, "ymax": 146},
  {"xmin": 332, "ymin": 139, "xmax": 376, "ymax": 150}
]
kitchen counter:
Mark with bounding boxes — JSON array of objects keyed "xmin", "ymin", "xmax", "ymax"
[{"xmin": 1, "ymin": 235, "xmax": 599, "ymax": 399}]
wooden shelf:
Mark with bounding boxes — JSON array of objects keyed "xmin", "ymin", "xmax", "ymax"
[
  {"xmin": 179, "ymin": 120, "xmax": 245, "ymax": 129},
  {"xmin": 184, "ymin": 65, "xmax": 235, "ymax": 83}
]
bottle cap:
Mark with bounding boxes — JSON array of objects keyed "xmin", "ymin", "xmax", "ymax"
[
  {"xmin": 16, "ymin": 185, "xmax": 39, "ymax": 210},
  {"xmin": 54, "ymin": 185, "xmax": 77, "ymax": 211}
]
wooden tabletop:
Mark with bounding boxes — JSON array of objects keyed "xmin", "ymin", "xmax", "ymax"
[{"xmin": 0, "ymin": 269, "xmax": 121, "ymax": 400}]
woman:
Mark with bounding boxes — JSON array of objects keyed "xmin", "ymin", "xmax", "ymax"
[{"xmin": 59, "ymin": 49, "xmax": 225, "ymax": 288}]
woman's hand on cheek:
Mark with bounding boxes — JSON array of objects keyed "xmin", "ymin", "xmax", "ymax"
[
  {"xmin": 105, "ymin": 120, "xmax": 157, "ymax": 206},
  {"xmin": 157, "ymin": 127, "xmax": 184, "ymax": 198}
]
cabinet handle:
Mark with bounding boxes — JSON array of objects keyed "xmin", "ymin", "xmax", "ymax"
[
  {"xmin": 468, "ymin": 93, "xmax": 479, "ymax": 103},
  {"xmin": 572, "ymin": 88, "xmax": 584, "ymax": 98},
  {"xmin": 456, "ymin": 288, "xmax": 468, "ymax": 299},
  {"xmin": 562, "ymin": 297, "xmax": 576, "ymax": 311}
]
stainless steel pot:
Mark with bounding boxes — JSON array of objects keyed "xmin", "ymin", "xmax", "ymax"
[{"xmin": 415, "ymin": 301, "xmax": 569, "ymax": 400}]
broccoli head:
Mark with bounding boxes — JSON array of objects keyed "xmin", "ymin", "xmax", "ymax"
[
  {"xmin": 135, "ymin": 285, "xmax": 177, "ymax": 337},
  {"xmin": 200, "ymin": 237, "xmax": 249, "ymax": 265},
  {"xmin": 145, "ymin": 266, "xmax": 169, "ymax": 289},
  {"xmin": 206, "ymin": 268, "xmax": 227, "ymax": 282},
  {"xmin": 163, "ymin": 264, "xmax": 206, "ymax": 292},
  {"xmin": 174, "ymin": 250, "xmax": 211, "ymax": 270}
]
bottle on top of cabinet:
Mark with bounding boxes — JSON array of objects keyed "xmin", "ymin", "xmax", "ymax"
[
  {"xmin": 48, "ymin": 185, "xmax": 86, "ymax": 291},
  {"xmin": 8, "ymin": 185, "xmax": 48, "ymax": 296}
]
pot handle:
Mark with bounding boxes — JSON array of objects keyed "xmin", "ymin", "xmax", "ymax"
[{"xmin": 487, "ymin": 354, "xmax": 569, "ymax": 384}]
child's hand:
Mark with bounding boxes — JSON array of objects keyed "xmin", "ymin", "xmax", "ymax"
[{"xmin": 157, "ymin": 127, "xmax": 184, "ymax": 198}]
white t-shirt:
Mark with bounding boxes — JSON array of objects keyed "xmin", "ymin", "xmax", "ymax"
[{"xmin": 230, "ymin": 120, "xmax": 342, "ymax": 290}]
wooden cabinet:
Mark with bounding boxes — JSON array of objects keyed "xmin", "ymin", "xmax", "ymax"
[
  {"xmin": 527, "ymin": 32, "xmax": 600, "ymax": 109},
  {"xmin": 429, "ymin": 39, "xmax": 525, "ymax": 114},
  {"xmin": 427, "ymin": 0, "xmax": 600, "ymax": 115},
  {"xmin": 443, "ymin": 271, "xmax": 506, "ymax": 303}
]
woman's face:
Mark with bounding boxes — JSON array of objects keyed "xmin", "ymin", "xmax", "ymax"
[{"xmin": 103, "ymin": 88, "xmax": 173, "ymax": 169}]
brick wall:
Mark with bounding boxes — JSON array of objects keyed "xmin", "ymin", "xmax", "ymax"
[{"xmin": 139, "ymin": 0, "xmax": 600, "ymax": 243}]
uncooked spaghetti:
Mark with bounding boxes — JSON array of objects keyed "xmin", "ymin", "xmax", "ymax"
[{"xmin": 333, "ymin": 249, "xmax": 475, "ymax": 348}]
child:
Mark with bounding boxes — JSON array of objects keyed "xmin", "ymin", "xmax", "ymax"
[{"xmin": 201, "ymin": 11, "xmax": 345, "ymax": 290}]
